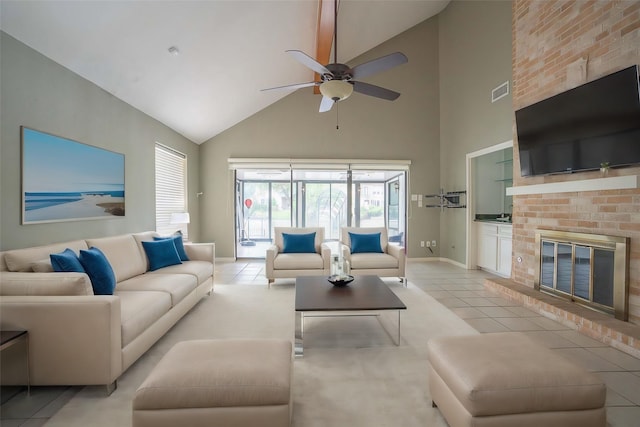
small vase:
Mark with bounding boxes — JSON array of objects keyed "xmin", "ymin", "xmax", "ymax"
[{"xmin": 600, "ymin": 167, "xmax": 609, "ymax": 177}]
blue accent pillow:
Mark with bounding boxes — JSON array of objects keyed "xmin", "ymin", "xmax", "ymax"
[
  {"xmin": 154, "ymin": 234, "xmax": 189, "ymax": 261},
  {"xmin": 50, "ymin": 248, "xmax": 85, "ymax": 273},
  {"xmin": 282, "ymin": 232, "xmax": 316, "ymax": 253},
  {"xmin": 349, "ymin": 232, "xmax": 383, "ymax": 254},
  {"xmin": 142, "ymin": 239, "xmax": 182, "ymax": 271},
  {"xmin": 78, "ymin": 247, "xmax": 116, "ymax": 295}
]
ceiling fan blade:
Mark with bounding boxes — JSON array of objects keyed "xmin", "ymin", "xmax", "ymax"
[
  {"xmin": 352, "ymin": 81, "xmax": 401, "ymax": 101},
  {"xmin": 286, "ymin": 50, "xmax": 331, "ymax": 76},
  {"xmin": 319, "ymin": 96, "xmax": 334, "ymax": 112},
  {"xmin": 261, "ymin": 81, "xmax": 320, "ymax": 92},
  {"xmin": 351, "ymin": 52, "xmax": 408, "ymax": 80}
]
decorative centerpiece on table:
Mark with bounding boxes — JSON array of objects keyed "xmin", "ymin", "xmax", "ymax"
[{"xmin": 328, "ymin": 254, "xmax": 353, "ymax": 286}]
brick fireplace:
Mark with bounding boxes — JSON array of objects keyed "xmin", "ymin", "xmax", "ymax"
[{"xmin": 508, "ymin": 0, "xmax": 640, "ymax": 327}]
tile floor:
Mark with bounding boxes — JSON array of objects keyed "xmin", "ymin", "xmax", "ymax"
[{"xmin": 2, "ymin": 259, "xmax": 639, "ymax": 426}]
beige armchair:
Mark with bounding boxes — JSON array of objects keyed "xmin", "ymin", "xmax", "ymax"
[
  {"xmin": 340, "ymin": 227, "xmax": 406, "ymax": 284},
  {"xmin": 265, "ymin": 227, "xmax": 331, "ymax": 287}
]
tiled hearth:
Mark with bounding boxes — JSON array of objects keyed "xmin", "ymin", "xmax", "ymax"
[{"xmin": 485, "ymin": 278, "xmax": 640, "ymax": 359}]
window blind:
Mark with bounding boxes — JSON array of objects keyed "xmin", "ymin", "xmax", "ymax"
[{"xmin": 155, "ymin": 144, "xmax": 188, "ymax": 239}]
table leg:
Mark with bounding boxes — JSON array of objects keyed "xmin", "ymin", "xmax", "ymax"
[
  {"xmin": 26, "ymin": 333, "xmax": 30, "ymax": 396},
  {"xmin": 397, "ymin": 310, "xmax": 401, "ymax": 346},
  {"xmin": 295, "ymin": 311, "xmax": 304, "ymax": 358}
]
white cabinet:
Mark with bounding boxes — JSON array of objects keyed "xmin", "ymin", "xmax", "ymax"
[
  {"xmin": 477, "ymin": 224, "xmax": 498, "ymax": 271},
  {"xmin": 476, "ymin": 223, "xmax": 512, "ymax": 277},
  {"xmin": 497, "ymin": 226, "xmax": 512, "ymax": 276}
]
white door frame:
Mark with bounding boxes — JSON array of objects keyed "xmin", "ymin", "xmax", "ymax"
[{"xmin": 465, "ymin": 140, "xmax": 513, "ymax": 269}]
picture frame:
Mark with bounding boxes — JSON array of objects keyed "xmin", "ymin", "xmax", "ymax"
[{"xmin": 21, "ymin": 126, "xmax": 125, "ymax": 224}]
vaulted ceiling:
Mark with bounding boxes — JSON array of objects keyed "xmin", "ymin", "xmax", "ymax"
[{"xmin": 0, "ymin": 0, "xmax": 449, "ymax": 143}]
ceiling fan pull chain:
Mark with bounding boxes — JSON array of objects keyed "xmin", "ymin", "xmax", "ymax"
[{"xmin": 336, "ymin": 101, "xmax": 340, "ymax": 130}]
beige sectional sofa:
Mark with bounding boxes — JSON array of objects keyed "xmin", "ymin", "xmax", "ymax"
[{"xmin": 0, "ymin": 231, "xmax": 214, "ymax": 392}]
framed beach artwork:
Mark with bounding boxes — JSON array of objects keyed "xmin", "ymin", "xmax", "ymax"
[{"xmin": 21, "ymin": 127, "xmax": 125, "ymax": 224}]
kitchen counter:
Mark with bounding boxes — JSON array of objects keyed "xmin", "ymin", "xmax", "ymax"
[
  {"xmin": 475, "ymin": 214, "xmax": 511, "ymax": 224},
  {"xmin": 474, "ymin": 219, "xmax": 512, "ymax": 224}
]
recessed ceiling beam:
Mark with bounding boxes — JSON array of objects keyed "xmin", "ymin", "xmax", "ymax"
[{"xmin": 314, "ymin": 0, "xmax": 336, "ymax": 94}]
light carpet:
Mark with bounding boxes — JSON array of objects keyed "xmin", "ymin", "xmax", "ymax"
[{"xmin": 45, "ymin": 281, "xmax": 478, "ymax": 427}]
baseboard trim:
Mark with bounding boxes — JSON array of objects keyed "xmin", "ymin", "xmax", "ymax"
[{"xmin": 408, "ymin": 257, "xmax": 467, "ymax": 269}]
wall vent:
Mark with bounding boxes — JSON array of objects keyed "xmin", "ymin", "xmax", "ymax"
[{"xmin": 491, "ymin": 81, "xmax": 509, "ymax": 103}]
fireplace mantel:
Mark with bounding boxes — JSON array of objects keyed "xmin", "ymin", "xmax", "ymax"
[{"xmin": 506, "ymin": 175, "xmax": 638, "ymax": 196}]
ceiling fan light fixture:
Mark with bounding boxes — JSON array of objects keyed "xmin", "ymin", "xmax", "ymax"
[{"xmin": 320, "ymin": 80, "xmax": 353, "ymax": 101}]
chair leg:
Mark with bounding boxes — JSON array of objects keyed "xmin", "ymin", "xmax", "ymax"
[{"xmin": 268, "ymin": 279, "xmax": 274, "ymax": 288}]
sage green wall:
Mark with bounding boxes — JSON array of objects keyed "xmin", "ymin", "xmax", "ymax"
[
  {"xmin": 0, "ymin": 32, "xmax": 201, "ymax": 250},
  {"xmin": 200, "ymin": 17, "xmax": 441, "ymax": 258},
  {"xmin": 438, "ymin": 1, "xmax": 513, "ymax": 264}
]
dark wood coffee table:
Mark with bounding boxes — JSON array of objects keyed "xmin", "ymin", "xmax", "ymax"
[{"xmin": 295, "ymin": 275, "xmax": 406, "ymax": 357}]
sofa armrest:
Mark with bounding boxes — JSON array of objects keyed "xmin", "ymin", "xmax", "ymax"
[
  {"xmin": 265, "ymin": 244, "xmax": 279, "ymax": 279},
  {"xmin": 387, "ymin": 244, "xmax": 406, "ymax": 276},
  {"xmin": 184, "ymin": 242, "xmax": 215, "ymax": 264},
  {"xmin": 340, "ymin": 244, "xmax": 351, "ymax": 262},
  {"xmin": 0, "ymin": 272, "xmax": 93, "ymax": 296},
  {"xmin": 320, "ymin": 243, "xmax": 332, "ymax": 271},
  {"xmin": 0, "ymin": 295, "xmax": 122, "ymax": 386}
]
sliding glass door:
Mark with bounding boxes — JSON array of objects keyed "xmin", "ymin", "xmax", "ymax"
[{"xmin": 233, "ymin": 162, "xmax": 407, "ymax": 258}]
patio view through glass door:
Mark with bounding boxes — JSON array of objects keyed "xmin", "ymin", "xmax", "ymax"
[{"xmin": 234, "ymin": 164, "xmax": 407, "ymax": 258}]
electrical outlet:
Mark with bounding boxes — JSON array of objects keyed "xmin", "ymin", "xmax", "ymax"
[
  {"xmin": 431, "ymin": 240, "xmax": 437, "ymax": 247},
  {"xmin": 426, "ymin": 241, "xmax": 431, "ymax": 247},
  {"xmin": 420, "ymin": 241, "xmax": 425, "ymax": 247}
]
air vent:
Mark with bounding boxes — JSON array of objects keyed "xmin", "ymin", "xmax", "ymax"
[{"xmin": 491, "ymin": 81, "xmax": 509, "ymax": 103}]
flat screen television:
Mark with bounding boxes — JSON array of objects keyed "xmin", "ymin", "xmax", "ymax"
[{"xmin": 516, "ymin": 65, "xmax": 640, "ymax": 177}]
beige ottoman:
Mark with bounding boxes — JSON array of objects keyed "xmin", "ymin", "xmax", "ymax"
[
  {"xmin": 132, "ymin": 339, "xmax": 293, "ymax": 427},
  {"xmin": 427, "ymin": 332, "xmax": 606, "ymax": 427}
]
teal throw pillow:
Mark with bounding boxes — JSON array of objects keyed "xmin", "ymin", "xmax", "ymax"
[
  {"xmin": 282, "ymin": 232, "xmax": 316, "ymax": 253},
  {"xmin": 154, "ymin": 234, "xmax": 189, "ymax": 261},
  {"xmin": 78, "ymin": 247, "xmax": 116, "ymax": 295},
  {"xmin": 142, "ymin": 239, "xmax": 182, "ymax": 271},
  {"xmin": 349, "ymin": 232, "xmax": 383, "ymax": 254},
  {"xmin": 50, "ymin": 248, "xmax": 85, "ymax": 273}
]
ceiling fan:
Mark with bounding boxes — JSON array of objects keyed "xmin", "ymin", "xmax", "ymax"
[{"xmin": 261, "ymin": 0, "xmax": 408, "ymax": 113}]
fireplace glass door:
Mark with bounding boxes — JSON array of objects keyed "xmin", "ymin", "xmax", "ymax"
[{"xmin": 539, "ymin": 239, "xmax": 615, "ymax": 313}]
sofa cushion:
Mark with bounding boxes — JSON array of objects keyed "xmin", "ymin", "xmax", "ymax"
[
  {"xmin": 142, "ymin": 239, "xmax": 182, "ymax": 271},
  {"xmin": 147, "ymin": 261, "xmax": 213, "ymax": 285},
  {"xmin": 349, "ymin": 232, "xmax": 383, "ymax": 254},
  {"xmin": 2, "ymin": 240, "xmax": 89, "ymax": 272},
  {"xmin": 117, "ymin": 290, "xmax": 172, "ymax": 347},
  {"xmin": 50, "ymin": 248, "xmax": 85, "ymax": 273},
  {"xmin": 86, "ymin": 234, "xmax": 147, "ymax": 282},
  {"xmin": 154, "ymin": 234, "xmax": 189, "ymax": 261},
  {"xmin": 79, "ymin": 247, "xmax": 116, "ymax": 295},
  {"xmin": 31, "ymin": 259, "xmax": 54, "ymax": 272},
  {"xmin": 117, "ymin": 273, "xmax": 197, "ymax": 307},
  {"xmin": 282, "ymin": 232, "xmax": 316, "ymax": 253},
  {"xmin": 350, "ymin": 253, "xmax": 398, "ymax": 269},
  {"xmin": 273, "ymin": 253, "xmax": 324, "ymax": 270}
]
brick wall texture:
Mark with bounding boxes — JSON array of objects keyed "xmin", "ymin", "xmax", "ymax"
[{"xmin": 512, "ymin": 0, "xmax": 640, "ymax": 325}]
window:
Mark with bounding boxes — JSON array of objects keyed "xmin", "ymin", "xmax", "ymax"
[{"xmin": 155, "ymin": 144, "xmax": 188, "ymax": 239}]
